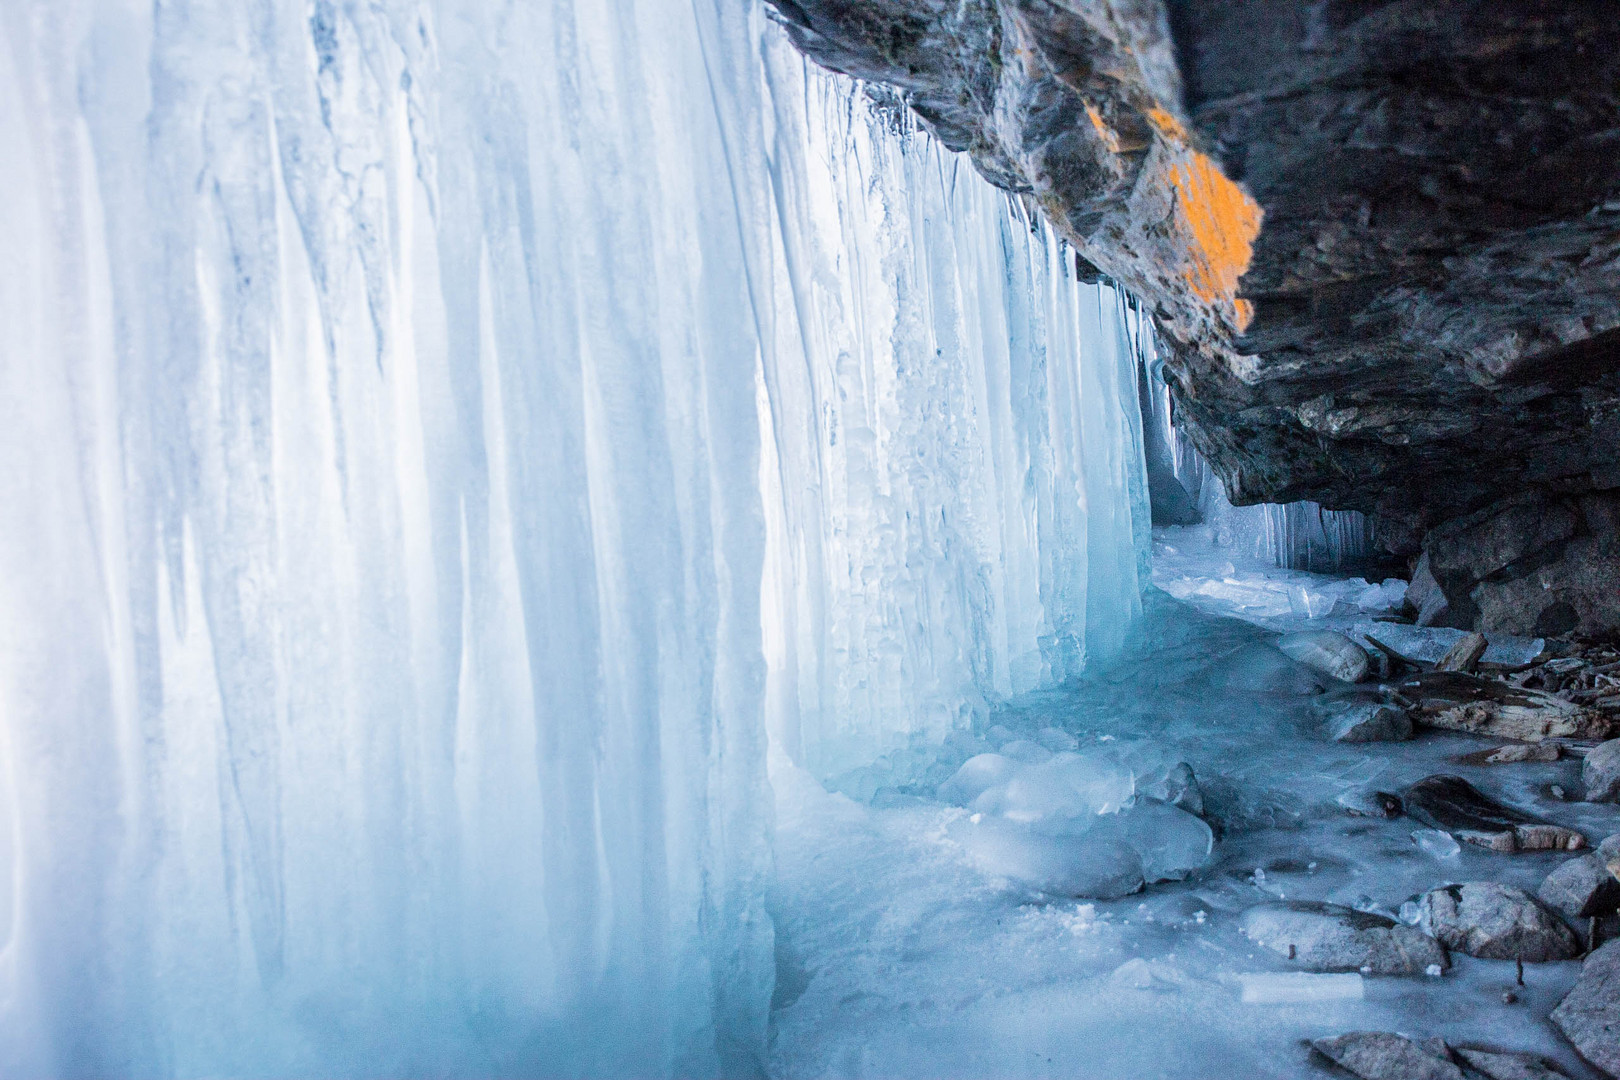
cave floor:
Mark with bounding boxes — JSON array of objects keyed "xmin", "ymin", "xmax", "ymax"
[{"xmin": 767, "ymin": 531, "xmax": 1619, "ymax": 1079}]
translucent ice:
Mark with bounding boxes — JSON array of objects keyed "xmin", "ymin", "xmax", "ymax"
[
  {"xmin": 1413, "ymin": 828, "xmax": 1463, "ymax": 859},
  {"xmin": 938, "ymin": 754, "xmax": 1020, "ymax": 807},
  {"xmin": 953, "ymin": 816, "xmax": 1146, "ymax": 899},
  {"xmin": 0, "ymin": 2, "xmax": 1154, "ymax": 1075},
  {"xmin": 1238, "ymin": 972, "xmax": 1365, "ymax": 1004}
]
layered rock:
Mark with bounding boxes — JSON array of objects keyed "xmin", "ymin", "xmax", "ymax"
[{"xmin": 766, "ymin": 1, "xmax": 1620, "ymax": 631}]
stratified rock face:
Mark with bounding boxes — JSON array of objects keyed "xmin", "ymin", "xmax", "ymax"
[{"xmin": 766, "ymin": 1, "xmax": 1620, "ymax": 628}]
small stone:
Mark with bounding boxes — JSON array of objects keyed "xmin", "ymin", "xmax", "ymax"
[
  {"xmin": 1502, "ymin": 990, "xmax": 1518, "ymax": 1004},
  {"xmin": 1550, "ymin": 939, "xmax": 1620, "ymax": 1078},
  {"xmin": 1413, "ymin": 882, "xmax": 1581, "ymax": 962},
  {"xmin": 1458, "ymin": 743, "xmax": 1563, "ymax": 765},
  {"xmin": 1239, "ymin": 901, "xmax": 1448, "ymax": 976},
  {"xmin": 1278, "ymin": 630, "xmax": 1371, "ymax": 683},
  {"xmin": 1404, "ymin": 775, "xmax": 1586, "ymax": 852},
  {"xmin": 1437, "ymin": 632, "xmax": 1489, "ymax": 674},
  {"xmin": 1453, "ymin": 1047, "xmax": 1574, "ymax": 1080},
  {"xmin": 1311, "ymin": 1032, "xmax": 1465, "ymax": 1080},
  {"xmin": 1585, "ymin": 739, "xmax": 1620, "ymax": 802},
  {"xmin": 1538, "ymin": 849, "xmax": 1620, "ymax": 925},
  {"xmin": 1338, "ymin": 789, "xmax": 1404, "ymax": 818}
]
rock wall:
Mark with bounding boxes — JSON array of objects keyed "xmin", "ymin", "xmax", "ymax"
[{"xmin": 766, "ymin": 0, "xmax": 1620, "ymax": 634}]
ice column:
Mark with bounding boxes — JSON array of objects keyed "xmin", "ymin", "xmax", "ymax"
[
  {"xmin": 756, "ymin": 58, "xmax": 1152, "ymax": 777},
  {"xmin": 0, "ymin": 4, "xmax": 1151, "ymax": 1077},
  {"xmin": 0, "ymin": 3, "xmax": 773, "ymax": 1076}
]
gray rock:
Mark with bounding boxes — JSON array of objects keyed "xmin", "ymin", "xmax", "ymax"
[
  {"xmin": 1328, "ymin": 701, "xmax": 1415, "ymax": 743},
  {"xmin": 1585, "ymin": 740, "xmax": 1620, "ymax": 803},
  {"xmin": 1603, "ymin": 835, "xmax": 1620, "ymax": 884},
  {"xmin": 1216, "ymin": 642, "xmax": 1326, "ymax": 696},
  {"xmin": 1311, "ymin": 1032, "xmax": 1465, "ymax": 1080},
  {"xmin": 1137, "ymin": 760, "xmax": 1204, "ymax": 818},
  {"xmin": 1278, "ymin": 630, "xmax": 1371, "ymax": 684},
  {"xmin": 1337, "ymin": 789, "xmax": 1404, "ymax": 818},
  {"xmin": 1539, "ymin": 851, "xmax": 1620, "ymax": 926},
  {"xmin": 1239, "ymin": 901, "xmax": 1447, "ymax": 976},
  {"xmin": 1414, "ymin": 882, "xmax": 1581, "ymax": 962},
  {"xmin": 1404, "ymin": 775, "xmax": 1587, "ymax": 853},
  {"xmin": 1551, "ymin": 939, "xmax": 1620, "ymax": 1078},
  {"xmin": 1453, "ymin": 1047, "xmax": 1574, "ymax": 1080}
]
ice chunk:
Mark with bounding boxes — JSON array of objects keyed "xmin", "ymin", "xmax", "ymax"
[
  {"xmin": 937, "ymin": 754, "xmax": 1020, "ymax": 807},
  {"xmin": 1288, "ymin": 584, "xmax": 1338, "ymax": 620},
  {"xmin": 998, "ymin": 739, "xmax": 1054, "ymax": 764},
  {"xmin": 1110, "ymin": 801, "xmax": 1214, "ymax": 883},
  {"xmin": 1035, "ymin": 727, "xmax": 1080, "ymax": 752},
  {"xmin": 975, "ymin": 752, "xmax": 1134, "ymax": 822},
  {"xmin": 1352, "ymin": 622, "xmax": 1546, "ymax": 667},
  {"xmin": 953, "ymin": 816, "xmax": 1145, "ymax": 899},
  {"xmin": 1237, "ymin": 972, "xmax": 1364, "ymax": 1004},
  {"xmin": 1413, "ymin": 828, "xmax": 1462, "ymax": 859}
]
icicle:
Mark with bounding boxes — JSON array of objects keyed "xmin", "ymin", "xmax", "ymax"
[{"xmin": 0, "ymin": 3, "xmax": 1151, "ymax": 1077}]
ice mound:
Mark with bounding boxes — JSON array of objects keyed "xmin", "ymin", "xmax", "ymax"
[
  {"xmin": 942, "ymin": 744, "xmax": 1213, "ymax": 896},
  {"xmin": 952, "ymin": 816, "xmax": 1146, "ymax": 899}
]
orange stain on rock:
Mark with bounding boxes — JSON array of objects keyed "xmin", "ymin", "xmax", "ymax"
[
  {"xmin": 1164, "ymin": 150, "xmax": 1261, "ymax": 331},
  {"xmin": 1135, "ymin": 106, "xmax": 1262, "ymax": 330}
]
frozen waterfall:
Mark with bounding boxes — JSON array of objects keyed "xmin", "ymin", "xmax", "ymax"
[{"xmin": 0, "ymin": 3, "xmax": 1148, "ymax": 1077}]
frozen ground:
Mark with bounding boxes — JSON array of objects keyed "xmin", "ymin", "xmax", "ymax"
[{"xmin": 767, "ymin": 527, "xmax": 1619, "ymax": 1079}]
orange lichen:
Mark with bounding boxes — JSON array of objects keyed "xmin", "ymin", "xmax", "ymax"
[
  {"xmin": 1144, "ymin": 105, "xmax": 1187, "ymax": 142},
  {"xmin": 1084, "ymin": 104, "xmax": 1121, "ymax": 154},
  {"xmin": 1164, "ymin": 150, "xmax": 1262, "ymax": 331}
]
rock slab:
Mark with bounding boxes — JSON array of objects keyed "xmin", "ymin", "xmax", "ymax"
[
  {"xmin": 1278, "ymin": 630, "xmax": 1370, "ymax": 684},
  {"xmin": 1586, "ymin": 739, "xmax": 1620, "ymax": 803},
  {"xmin": 1404, "ymin": 775, "xmax": 1586, "ymax": 853},
  {"xmin": 1414, "ymin": 883, "xmax": 1581, "ymax": 962},
  {"xmin": 1551, "ymin": 938, "xmax": 1620, "ymax": 1078},
  {"xmin": 1454, "ymin": 1047, "xmax": 1574, "ymax": 1080},
  {"xmin": 1240, "ymin": 901, "xmax": 1447, "ymax": 976},
  {"xmin": 1539, "ymin": 851, "xmax": 1620, "ymax": 925},
  {"xmin": 1311, "ymin": 1032, "xmax": 1465, "ymax": 1080}
]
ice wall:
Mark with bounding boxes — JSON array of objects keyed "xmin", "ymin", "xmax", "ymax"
[
  {"xmin": 756, "ymin": 70, "xmax": 1151, "ymax": 777},
  {"xmin": 0, "ymin": 3, "xmax": 1148, "ymax": 1076}
]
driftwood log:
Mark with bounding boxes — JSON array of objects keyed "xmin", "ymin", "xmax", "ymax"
[{"xmin": 1397, "ymin": 673, "xmax": 1614, "ymax": 743}]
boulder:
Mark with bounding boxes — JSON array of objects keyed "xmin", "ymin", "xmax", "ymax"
[
  {"xmin": 1239, "ymin": 901, "xmax": 1447, "ymax": 976},
  {"xmin": 1551, "ymin": 939, "xmax": 1620, "ymax": 1078},
  {"xmin": 1216, "ymin": 642, "xmax": 1325, "ymax": 696},
  {"xmin": 1337, "ymin": 789, "xmax": 1404, "ymax": 818},
  {"xmin": 1327, "ymin": 701, "xmax": 1416, "ymax": 743},
  {"xmin": 1413, "ymin": 883, "xmax": 1581, "ymax": 962},
  {"xmin": 1403, "ymin": 775, "xmax": 1586, "ymax": 853},
  {"xmin": 1277, "ymin": 630, "xmax": 1370, "ymax": 684},
  {"xmin": 1453, "ymin": 1047, "xmax": 1574, "ymax": 1080},
  {"xmin": 1311, "ymin": 1032, "xmax": 1465, "ymax": 1080},
  {"xmin": 1604, "ymin": 835, "xmax": 1620, "ymax": 884},
  {"xmin": 1585, "ymin": 739, "xmax": 1620, "ymax": 803},
  {"xmin": 1538, "ymin": 850, "xmax": 1620, "ymax": 927}
]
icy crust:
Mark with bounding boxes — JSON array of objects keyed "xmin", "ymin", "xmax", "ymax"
[{"xmin": 771, "ymin": 584, "xmax": 1620, "ymax": 1079}]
